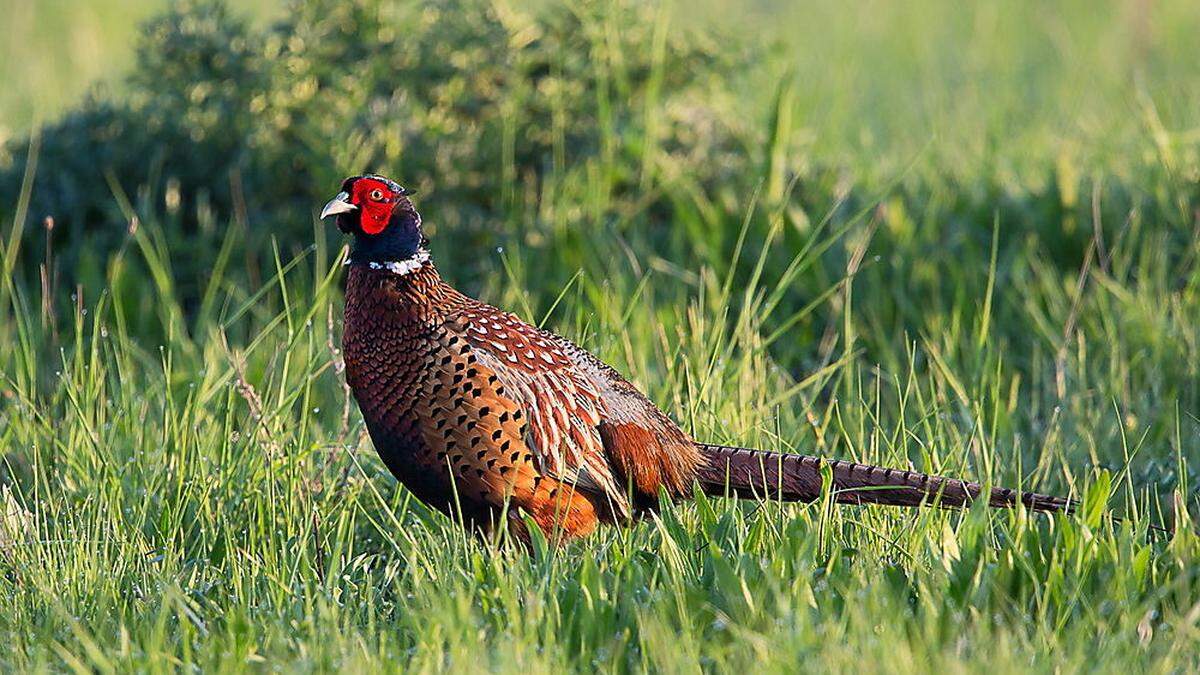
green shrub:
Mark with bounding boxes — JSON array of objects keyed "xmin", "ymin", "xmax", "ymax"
[{"xmin": 0, "ymin": 0, "xmax": 744, "ymax": 294}]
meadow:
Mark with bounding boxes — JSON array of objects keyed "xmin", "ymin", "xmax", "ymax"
[{"xmin": 1, "ymin": 0, "xmax": 1199, "ymax": 671}]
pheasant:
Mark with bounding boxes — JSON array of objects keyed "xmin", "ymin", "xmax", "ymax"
[{"xmin": 322, "ymin": 174, "xmax": 1073, "ymax": 543}]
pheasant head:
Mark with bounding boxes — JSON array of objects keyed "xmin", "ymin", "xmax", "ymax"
[{"xmin": 321, "ymin": 174, "xmax": 426, "ymax": 270}]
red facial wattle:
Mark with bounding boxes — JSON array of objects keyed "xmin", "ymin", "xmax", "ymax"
[{"xmin": 351, "ymin": 178, "xmax": 397, "ymax": 235}]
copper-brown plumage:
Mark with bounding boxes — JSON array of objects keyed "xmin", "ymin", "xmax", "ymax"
[
  {"xmin": 341, "ymin": 261, "xmax": 703, "ymax": 540},
  {"xmin": 326, "ymin": 174, "xmax": 1075, "ymax": 544}
]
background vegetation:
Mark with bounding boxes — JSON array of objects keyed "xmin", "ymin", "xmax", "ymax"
[{"xmin": 1, "ymin": 0, "xmax": 1198, "ymax": 671}]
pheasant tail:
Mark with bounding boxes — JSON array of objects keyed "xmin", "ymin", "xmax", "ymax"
[{"xmin": 696, "ymin": 443, "xmax": 1075, "ymax": 513}]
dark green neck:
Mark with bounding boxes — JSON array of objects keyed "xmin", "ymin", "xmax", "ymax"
[{"xmin": 349, "ymin": 203, "xmax": 426, "ymax": 265}]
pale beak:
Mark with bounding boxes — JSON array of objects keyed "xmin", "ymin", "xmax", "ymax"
[{"xmin": 320, "ymin": 192, "xmax": 357, "ymax": 219}]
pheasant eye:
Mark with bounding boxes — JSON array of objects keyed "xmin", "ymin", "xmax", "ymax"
[{"xmin": 369, "ymin": 189, "xmax": 385, "ymax": 201}]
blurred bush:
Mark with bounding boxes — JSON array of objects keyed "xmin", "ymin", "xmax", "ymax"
[
  {"xmin": 1, "ymin": 0, "xmax": 1195, "ymax": 372},
  {"xmin": 0, "ymin": 0, "xmax": 744, "ymax": 295}
]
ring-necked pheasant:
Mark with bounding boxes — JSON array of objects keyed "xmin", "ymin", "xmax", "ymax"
[{"xmin": 322, "ymin": 174, "xmax": 1073, "ymax": 543}]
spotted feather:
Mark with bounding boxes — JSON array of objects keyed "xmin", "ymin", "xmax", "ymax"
[{"xmin": 451, "ymin": 306, "xmax": 634, "ymax": 517}]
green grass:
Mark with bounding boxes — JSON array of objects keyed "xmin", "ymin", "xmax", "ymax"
[
  {"xmin": 2, "ymin": 0, "xmax": 1200, "ymax": 672},
  {"xmin": 0, "ymin": 0, "xmax": 277, "ymax": 137}
]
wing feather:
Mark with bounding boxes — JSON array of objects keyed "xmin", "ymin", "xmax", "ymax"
[
  {"xmin": 451, "ymin": 306, "xmax": 631, "ymax": 517},
  {"xmin": 448, "ymin": 302, "xmax": 703, "ymax": 516}
]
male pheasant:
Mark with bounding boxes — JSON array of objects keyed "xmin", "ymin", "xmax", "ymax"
[{"xmin": 322, "ymin": 174, "xmax": 1073, "ymax": 543}]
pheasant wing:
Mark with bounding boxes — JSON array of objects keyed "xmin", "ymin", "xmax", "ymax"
[{"xmin": 449, "ymin": 306, "xmax": 632, "ymax": 518}]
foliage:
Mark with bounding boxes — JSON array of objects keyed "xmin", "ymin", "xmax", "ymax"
[{"xmin": 0, "ymin": 0, "xmax": 742, "ymax": 294}]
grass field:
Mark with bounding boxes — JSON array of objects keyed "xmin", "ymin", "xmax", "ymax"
[{"xmin": 2, "ymin": 0, "xmax": 1199, "ymax": 672}]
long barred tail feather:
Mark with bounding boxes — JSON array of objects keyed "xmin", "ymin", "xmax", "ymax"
[{"xmin": 695, "ymin": 443, "xmax": 1075, "ymax": 513}]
